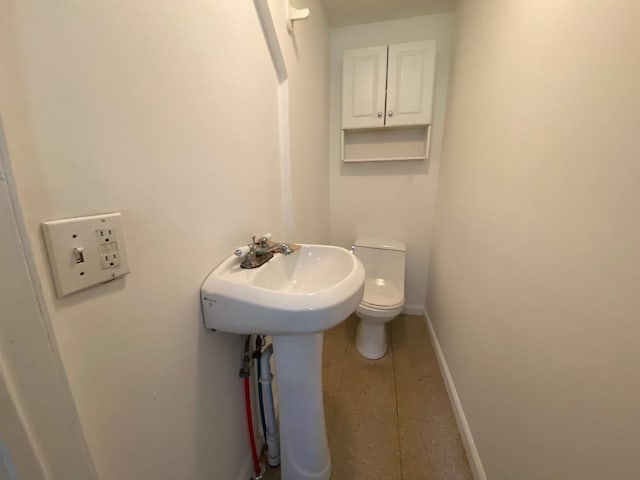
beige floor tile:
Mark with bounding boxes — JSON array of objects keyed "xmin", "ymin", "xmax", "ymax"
[
  {"xmin": 392, "ymin": 342, "xmax": 440, "ymax": 379},
  {"xmin": 390, "ymin": 314, "xmax": 429, "ymax": 346},
  {"xmin": 337, "ymin": 340, "xmax": 397, "ymax": 418},
  {"xmin": 322, "ymin": 333, "xmax": 347, "ymax": 393},
  {"xmin": 395, "ymin": 373, "xmax": 455, "ymax": 424},
  {"xmin": 399, "ymin": 417, "xmax": 473, "ymax": 480},
  {"xmin": 329, "ymin": 414, "xmax": 402, "ymax": 480},
  {"xmin": 323, "ymin": 388, "xmax": 344, "ymax": 441},
  {"xmin": 260, "ymin": 312, "xmax": 471, "ymax": 480},
  {"xmin": 393, "ymin": 352, "xmax": 454, "ymax": 424}
]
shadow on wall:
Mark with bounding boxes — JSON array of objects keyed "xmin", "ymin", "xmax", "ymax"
[
  {"xmin": 339, "ymin": 158, "xmax": 430, "ymax": 177},
  {"xmin": 195, "ymin": 327, "xmax": 249, "ymax": 479}
]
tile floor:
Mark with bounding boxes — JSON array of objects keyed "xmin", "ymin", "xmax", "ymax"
[{"xmin": 263, "ymin": 314, "xmax": 473, "ymax": 480}]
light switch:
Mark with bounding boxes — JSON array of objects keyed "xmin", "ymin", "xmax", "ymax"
[
  {"xmin": 41, "ymin": 212, "xmax": 130, "ymax": 298},
  {"xmin": 73, "ymin": 246, "xmax": 85, "ymax": 263}
]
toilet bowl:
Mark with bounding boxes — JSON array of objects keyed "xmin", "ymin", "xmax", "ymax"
[{"xmin": 352, "ymin": 239, "xmax": 406, "ymax": 359}]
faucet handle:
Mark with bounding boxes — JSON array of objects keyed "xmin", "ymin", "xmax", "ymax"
[
  {"xmin": 234, "ymin": 245, "xmax": 252, "ymax": 257},
  {"xmin": 256, "ymin": 232, "xmax": 272, "ymax": 245}
]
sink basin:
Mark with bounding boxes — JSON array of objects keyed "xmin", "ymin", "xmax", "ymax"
[
  {"xmin": 201, "ymin": 244, "xmax": 365, "ymax": 335},
  {"xmin": 201, "ymin": 244, "xmax": 364, "ymax": 480}
]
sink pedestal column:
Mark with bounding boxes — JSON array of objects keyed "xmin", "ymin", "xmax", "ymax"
[{"xmin": 271, "ymin": 333, "xmax": 330, "ymax": 480}]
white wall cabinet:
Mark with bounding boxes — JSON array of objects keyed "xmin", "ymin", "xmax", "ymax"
[
  {"xmin": 341, "ymin": 40, "xmax": 436, "ymax": 162},
  {"xmin": 386, "ymin": 41, "xmax": 436, "ymax": 127},
  {"xmin": 342, "ymin": 46, "xmax": 388, "ymax": 129},
  {"xmin": 342, "ymin": 40, "xmax": 436, "ymax": 130}
]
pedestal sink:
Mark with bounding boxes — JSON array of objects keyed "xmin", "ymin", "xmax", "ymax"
[{"xmin": 201, "ymin": 244, "xmax": 365, "ymax": 480}]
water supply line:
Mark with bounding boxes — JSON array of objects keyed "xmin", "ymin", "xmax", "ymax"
[
  {"xmin": 259, "ymin": 343, "xmax": 281, "ymax": 467},
  {"xmin": 254, "ymin": 336, "xmax": 268, "ymax": 442},
  {"xmin": 240, "ymin": 336, "xmax": 264, "ymax": 479}
]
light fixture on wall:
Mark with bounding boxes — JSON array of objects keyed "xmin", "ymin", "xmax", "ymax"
[{"xmin": 285, "ymin": 0, "xmax": 310, "ymax": 33}]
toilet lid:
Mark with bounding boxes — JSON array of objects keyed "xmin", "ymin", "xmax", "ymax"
[{"xmin": 361, "ymin": 277, "xmax": 404, "ymax": 308}]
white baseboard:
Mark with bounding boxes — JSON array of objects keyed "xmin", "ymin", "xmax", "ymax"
[
  {"xmin": 402, "ymin": 304, "xmax": 424, "ymax": 316},
  {"xmin": 423, "ymin": 310, "xmax": 487, "ymax": 480}
]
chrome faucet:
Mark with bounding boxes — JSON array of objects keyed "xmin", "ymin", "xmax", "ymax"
[{"xmin": 234, "ymin": 233, "xmax": 294, "ymax": 269}]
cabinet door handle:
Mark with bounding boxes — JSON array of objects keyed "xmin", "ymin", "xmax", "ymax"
[
  {"xmin": 377, "ymin": 112, "xmax": 383, "ymax": 117},
  {"xmin": 388, "ymin": 110, "xmax": 394, "ymax": 117}
]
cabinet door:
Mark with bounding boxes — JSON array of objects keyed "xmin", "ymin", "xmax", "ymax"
[
  {"xmin": 342, "ymin": 45, "xmax": 388, "ymax": 129},
  {"xmin": 385, "ymin": 40, "xmax": 436, "ymax": 127}
]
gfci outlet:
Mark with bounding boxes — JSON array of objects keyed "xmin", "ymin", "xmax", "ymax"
[
  {"xmin": 95, "ymin": 228, "xmax": 122, "ymax": 269},
  {"xmin": 41, "ymin": 212, "xmax": 131, "ymax": 298}
]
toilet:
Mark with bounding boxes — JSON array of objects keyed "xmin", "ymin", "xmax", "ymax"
[{"xmin": 352, "ymin": 238, "xmax": 406, "ymax": 359}]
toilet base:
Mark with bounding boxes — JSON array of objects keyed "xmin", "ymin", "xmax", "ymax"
[{"xmin": 355, "ymin": 321, "xmax": 388, "ymax": 360}]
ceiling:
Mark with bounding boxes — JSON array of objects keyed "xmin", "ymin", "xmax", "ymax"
[{"xmin": 320, "ymin": 0, "xmax": 458, "ymax": 28}]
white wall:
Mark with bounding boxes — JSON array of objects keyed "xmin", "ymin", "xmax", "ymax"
[
  {"xmin": 0, "ymin": 0, "xmax": 329, "ymax": 479},
  {"xmin": 0, "ymin": 143, "xmax": 64, "ymax": 480},
  {"xmin": 269, "ymin": 0, "xmax": 331, "ymax": 243},
  {"xmin": 329, "ymin": 14, "xmax": 454, "ymax": 311},
  {"xmin": 0, "ymin": 365, "xmax": 43, "ymax": 480},
  {"xmin": 427, "ymin": 1, "xmax": 640, "ymax": 479},
  {"xmin": 0, "ymin": 14, "xmax": 96, "ymax": 480},
  {"xmin": 1, "ymin": 147, "xmax": 95, "ymax": 480}
]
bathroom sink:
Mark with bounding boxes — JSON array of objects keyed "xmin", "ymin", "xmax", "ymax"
[
  {"xmin": 201, "ymin": 244, "xmax": 365, "ymax": 335},
  {"xmin": 201, "ymin": 243, "xmax": 364, "ymax": 480}
]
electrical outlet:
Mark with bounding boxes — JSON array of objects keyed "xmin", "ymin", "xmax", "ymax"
[
  {"xmin": 96, "ymin": 227, "xmax": 121, "ymax": 269},
  {"xmin": 100, "ymin": 251, "xmax": 121, "ymax": 269},
  {"xmin": 41, "ymin": 213, "xmax": 130, "ymax": 297},
  {"xmin": 95, "ymin": 228, "xmax": 116, "ymax": 244}
]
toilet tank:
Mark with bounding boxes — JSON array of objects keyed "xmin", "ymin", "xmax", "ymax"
[{"xmin": 352, "ymin": 238, "xmax": 406, "ymax": 290}]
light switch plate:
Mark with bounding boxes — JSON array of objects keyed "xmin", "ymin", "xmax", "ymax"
[{"xmin": 41, "ymin": 212, "xmax": 130, "ymax": 298}]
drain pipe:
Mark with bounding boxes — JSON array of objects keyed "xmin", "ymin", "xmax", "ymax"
[{"xmin": 259, "ymin": 343, "xmax": 280, "ymax": 467}]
